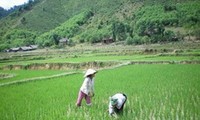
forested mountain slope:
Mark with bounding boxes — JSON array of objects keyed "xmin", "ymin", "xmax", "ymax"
[{"xmin": 0, "ymin": 0, "xmax": 199, "ymax": 51}]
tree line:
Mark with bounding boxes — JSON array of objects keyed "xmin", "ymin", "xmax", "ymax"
[{"xmin": 0, "ymin": 0, "xmax": 199, "ymax": 51}]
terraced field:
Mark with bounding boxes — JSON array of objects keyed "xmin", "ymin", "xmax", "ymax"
[{"xmin": 0, "ymin": 43, "xmax": 200, "ymax": 119}]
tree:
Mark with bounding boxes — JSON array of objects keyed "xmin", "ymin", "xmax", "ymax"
[
  {"xmin": 112, "ymin": 21, "xmax": 131, "ymax": 41},
  {"xmin": 52, "ymin": 34, "xmax": 60, "ymax": 45}
]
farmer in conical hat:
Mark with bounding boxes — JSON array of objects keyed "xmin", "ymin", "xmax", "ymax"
[
  {"xmin": 76, "ymin": 69, "xmax": 97, "ymax": 107},
  {"xmin": 108, "ymin": 93, "xmax": 127, "ymax": 117}
]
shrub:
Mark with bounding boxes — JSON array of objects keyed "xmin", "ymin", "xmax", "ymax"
[
  {"xmin": 112, "ymin": 21, "xmax": 132, "ymax": 41},
  {"xmin": 141, "ymin": 36, "xmax": 150, "ymax": 44},
  {"xmin": 132, "ymin": 34, "xmax": 142, "ymax": 44},
  {"xmin": 163, "ymin": 30, "xmax": 177, "ymax": 42},
  {"xmin": 0, "ymin": 44, "xmax": 10, "ymax": 51},
  {"xmin": 125, "ymin": 36, "xmax": 133, "ymax": 45}
]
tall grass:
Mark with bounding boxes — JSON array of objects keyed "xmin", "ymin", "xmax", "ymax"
[{"xmin": 0, "ymin": 64, "xmax": 199, "ymax": 119}]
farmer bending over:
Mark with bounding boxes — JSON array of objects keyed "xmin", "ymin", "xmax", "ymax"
[{"xmin": 108, "ymin": 93, "xmax": 127, "ymax": 117}]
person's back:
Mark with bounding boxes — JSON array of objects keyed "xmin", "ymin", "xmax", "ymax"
[{"xmin": 108, "ymin": 93, "xmax": 127, "ymax": 116}]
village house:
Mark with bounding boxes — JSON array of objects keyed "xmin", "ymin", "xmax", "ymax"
[
  {"xmin": 7, "ymin": 47, "xmax": 21, "ymax": 52},
  {"xmin": 29, "ymin": 45, "xmax": 38, "ymax": 50},
  {"xmin": 20, "ymin": 46, "xmax": 33, "ymax": 51},
  {"xmin": 59, "ymin": 38, "xmax": 69, "ymax": 46},
  {"xmin": 6, "ymin": 45, "xmax": 38, "ymax": 52},
  {"xmin": 102, "ymin": 37, "xmax": 114, "ymax": 44}
]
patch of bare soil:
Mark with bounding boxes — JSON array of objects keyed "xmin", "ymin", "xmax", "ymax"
[{"xmin": 0, "ymin": 73, "xmax": 15, "ymax": 80}]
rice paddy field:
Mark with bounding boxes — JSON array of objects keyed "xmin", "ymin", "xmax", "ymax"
[{"xmin": 0, "ymin": 43, "xmax": 200, "ymax": 120}]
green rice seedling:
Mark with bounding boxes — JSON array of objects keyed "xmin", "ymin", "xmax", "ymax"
[{"xmin": 0, "ymin": 64, "xmax": 199, "ymax": 119}]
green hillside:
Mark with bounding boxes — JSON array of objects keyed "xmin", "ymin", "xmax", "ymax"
[{"xmin": 0, "ymin": 0, "xmax": 200, "ymax": 51}]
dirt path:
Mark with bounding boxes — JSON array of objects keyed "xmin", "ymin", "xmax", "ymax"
[
  {"xmin": 0, "ymin": 61, "xmax": 130, "ymax": 87},
  {"xmin": 0, "ymin": 72, "xmax": 78, "ymax": 87}
]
